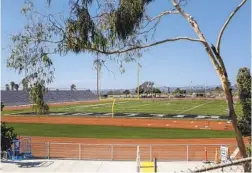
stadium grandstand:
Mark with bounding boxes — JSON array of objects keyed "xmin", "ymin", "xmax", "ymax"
[{"xmin": 1, "ymin": 89, "xmax": 98, "ymax": 106}]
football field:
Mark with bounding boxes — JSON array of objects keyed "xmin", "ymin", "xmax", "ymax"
[{"xmin": 5, "ymin": 99, "xmax": 242, "ymax": 117}]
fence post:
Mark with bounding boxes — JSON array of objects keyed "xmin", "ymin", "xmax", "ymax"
[
  {"xmin": 186, "ymin": 144, "xmax": 189, "ymax": 161},
  {"xmin": 111, "ymin": 145, "xmax": 114, "ymax": 160},
  {"xmin": 150, "ymin": 145, "xmax": 152, "ymax": 161},
  {"xmin": 79, "ymin": 144, "xmax": 81, "ymax": 160},
  {"xmin": 47, "ymin": 142, "xmax": 50, "ymax": 159}
]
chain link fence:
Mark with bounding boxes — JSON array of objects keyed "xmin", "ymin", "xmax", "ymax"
[{"xmin": 29, "ymin": 142, "xmax": 240, "ymax": 162}]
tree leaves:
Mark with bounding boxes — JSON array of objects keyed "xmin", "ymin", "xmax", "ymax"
[
  {"xmin": 1, "ymin": 122, "xmax": 17, "ymax": 152},
  {"xmin": 30, "ymin": 81, "xmax": 50, "ymax": 115},
  {"xmin": 236, "ymin": 67, "xmax": 251, "ymax": 137}
]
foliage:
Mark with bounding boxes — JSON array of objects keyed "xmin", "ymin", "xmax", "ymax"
[
  {"xmin": 173, "ymin": 88, "xmax": 186, "ymax": 95},
  {"xmin": 236, "ymin": 67, "xmax": 251, "ymax": 137},
  {"xmin": 247, "ymin": 137, "xmax": 251, "ymax": 157},
  {"xmin": 21, "ymin": 77, "xmax": 29, "ymax": 91},
  {"xmin": 5, "ymin": 84, "xmax": 10, "ymax": 91},
  {"xmin": 7, "ymin": 1, "xmax": 65, "ymax": 114},
  {"xmin": 70, "ymin": 84, "xmax": 76, "ymax": 90},
  {"xmin": 123, "ymin": 89, "xmax": 130, "ymax": 96},
  {"xmin": 136, "ymin": 81, "xmax": 154, "ymax": 95},
  {"xmin": 10, "ymin": 81, "xmax": 15, "ymax": 91},
  {"xmin": 213, "ymin": 86, "xmax": 223, "ymax": 95},
  {"xmin": 172, "ymin": 88, "xmax": 180, "ymax": 94},
  {"xmin": 135, "ymin": 85, "xmax": 145, "ymax": 95},
  {"xmin": 1, "ymin": 122, "xmax": 17, "ymax": 151},
  {"xmin": 1, "ymin": 102, "xmax": 4, "ymax": 112},
  {"xmin": 14, "ymin": 84, "xmax": 19, "ymax": 91},
  {"xmin": 30, "ymin": 81, "xmax": 49, "ymax": 114},
  {"xmin": 114, "ymin": 0, "xmax": 154, "ymax": 40},
  {"xmin": 153, "ymin": 88, "xmax": 161, "ymax": 93},
  {"xmin": 153, "ymin": 87, "xmax": 161, "ymax": 97}
]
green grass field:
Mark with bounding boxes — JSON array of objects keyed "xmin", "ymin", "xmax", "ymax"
[
  {"xmin": 8, "ymin": 123, "xmax": 235, "ymax": 139},
  {"xmin": 5, "ymin": 99, "xmax": 242, "ymax": 116}
]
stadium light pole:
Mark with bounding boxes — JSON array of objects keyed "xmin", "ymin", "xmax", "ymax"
[
  {"xmin": 96, "ymin": 55, "xmax": 101, "ymax": 100},
  {"xmin": 205, "ymin": 81, "xmax": 207, "ymax": 97},
  {"xmin": 190, "ymin": 81, "xmax": 193, "ymax": 95},
  {"xmin": 137, "ymin": 63, "xmax": 142, "ymax": 100}
]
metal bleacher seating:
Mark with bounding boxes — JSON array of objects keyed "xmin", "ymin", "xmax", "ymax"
[{"xmin": 1, "ymin": 90, "xmax": 98, "ymax": 106}]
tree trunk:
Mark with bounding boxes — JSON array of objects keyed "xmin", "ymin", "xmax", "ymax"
[{"xmin": 220, "ymin": 75, "xmax": 250, "ymax": 172}]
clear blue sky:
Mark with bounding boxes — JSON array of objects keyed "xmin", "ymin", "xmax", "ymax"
[{"xmin": 1, "ymin": 0, "xmax": 251, "ymax": 90}]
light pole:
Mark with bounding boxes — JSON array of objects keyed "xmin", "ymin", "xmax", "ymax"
[
  {"xmin": 96, "ymin": 56, "xmax": 101, "ymax": 100},
  {"xmin": 190, "ymin": 81, "xmax": 193, "ymax": 96},
  {"xmin": 137, "ymin": 63, "xmax": 142, "ymax": 100},
  {"xmin": 204, "ymin": 81, "xmax": 207, "ymax": 97}
]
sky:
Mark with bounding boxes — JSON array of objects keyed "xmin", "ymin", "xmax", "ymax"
[{"xmin": 1, "ymin": 0, "xmax": 251, "ymax": 90}]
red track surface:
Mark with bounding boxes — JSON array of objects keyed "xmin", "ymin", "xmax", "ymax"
[
  {"xmin": 4, "ymin": 115, "xmax": 245, "ymax": 161},
  {"xmin": 3, "ymin": 116, "xmax": 233, "ymax": 130}
]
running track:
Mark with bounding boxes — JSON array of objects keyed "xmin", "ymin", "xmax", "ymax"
[{"xmin": 3, "ymin": 115, "xmax": 247, "ymax": 161}]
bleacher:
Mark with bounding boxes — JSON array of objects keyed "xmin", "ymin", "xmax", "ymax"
[{"xmin": 1, "ymin": 90, "xmax": 98, "ymax": 106}]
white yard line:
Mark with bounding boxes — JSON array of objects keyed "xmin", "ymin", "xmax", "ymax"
[
  {"xmin": 116, "ymin": 103, "xmax": 151, "ymax": 110},
  {"xmin": 179, "ymin": 100, "xmax": 214, "ymax": 114},
  {"xmin": 63, "ymin": 101, "xmax": 129, "ymax": 110},
  {"xmin": 131, "ymin": 103, "xmax": 151, "ymax": 108}
]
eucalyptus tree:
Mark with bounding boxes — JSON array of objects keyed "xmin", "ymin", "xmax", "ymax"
[{"xmin": 59, "ymin": 1, "xmax": 249, "ymax": 166}]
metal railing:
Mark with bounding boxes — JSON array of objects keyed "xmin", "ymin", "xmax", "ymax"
[
  {"xmin": 182, "ymin": 157, "xmax": 252, "ymax": 172},
  {"xmin": 28, "ymin": 142, "xmax": 239, "ymax": 161}
]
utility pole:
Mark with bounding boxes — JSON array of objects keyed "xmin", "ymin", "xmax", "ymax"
[
  {"xmin": 190, "ymin": 81, "xmax": 193, "ymax": 95},
  {"xmin": 137, "ymin": 63, "xmax": 142, "ymax": 100},
  {"xmin": 96, "ymin": 56, "xmax": 101, "ymax": 100},
  {"xmin": 204, "ymin": 81, "xmax": 207, "ymax": 97}
]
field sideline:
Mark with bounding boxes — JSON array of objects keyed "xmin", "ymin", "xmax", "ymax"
[{"xmin": 3, "ymin": 99, "xmax": 242, "ymax": 116}]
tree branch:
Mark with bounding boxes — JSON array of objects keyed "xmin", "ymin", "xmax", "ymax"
[
  {"xmin": 211, "ymin": 44, "xmax": 228, "ymax": 77},
  {"xmin": 140, "ymin": 9, "xmax": 179, "ymax": 33},
  {"xmin": 91, "ymin": 37, "xmax": 203, "ymax": 55},
  {"xmin": 216, "ymin": 0, "xmax": 247, "ymax": 54},
  {"xmin": 172, "ymin": 0, "xmax": 222, "ymax": 74},
  {"xmin": 147, "ymin": 10, "xmax": 179, "ymax": 22}
]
